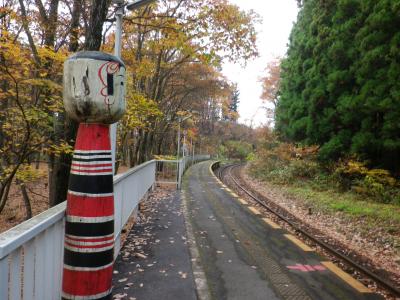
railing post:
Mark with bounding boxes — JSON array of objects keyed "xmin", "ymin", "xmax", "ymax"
[
  {"xmin": 177, "ymin": 159, "xmax": 182, "ymax": 189},
  {"xmin": 62, "ymin": 52, "xmax": 126, "ymax": 299}
]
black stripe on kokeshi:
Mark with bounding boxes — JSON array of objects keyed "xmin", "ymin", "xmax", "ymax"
[
  {"xmin": 65, "ymin": 220, "xmax": 114, "ymax": 237},
  {"xmin": 68, "ymin": 174, "xmax": 113, "ymax": 194},
  {"xmin": 72, "ymin": 157, "xmax": 112, "ymax": 162},
  {"xmin": 64, "ymin": 248, "xmax": 114, "ymax": 268},
  {"xmin": 62, "ymin": 295, "xmax": 112, "ymax": 300}
]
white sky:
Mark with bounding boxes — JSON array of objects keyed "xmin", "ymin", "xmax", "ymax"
[{"xmin": 222, "ymin": 0, "xmax": 299, "ymax": 127}]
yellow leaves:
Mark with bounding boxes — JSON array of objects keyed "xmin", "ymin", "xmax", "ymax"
[
  {"xmin": 260, "ymin": 57, "xmax": 281, "ymax": 108},
  {"xmin": 1, "ymin": 121, "xmax": 12, "ymax": 131},
  {"xmin": 37, "ymin": 46, "xmax": 67, "ymax": 64},
  {"xmin": 257, "ymin": 142, "xmax": 320, "ymax": 165},
  {"xmin": 45, "ymin": 142, "xmax": 74, "ymax": 157},
  {"xmin": 0, "ymin": 167, "xmax": 14, "ymax": 181},
  {"xmin": 131, "ymin": 58, "xmax": 156, "ymax": 78},
  {"xmin": 194, "ymin": 0, "xmax": 259, "ymax": 63},
  {"xmin": 341, "ymin": 161, "xmax": 368, "ymax": 175},
  {"xmin": 16, "ymin": 165, "xmax": 45, "ymax": 183},
  {"xmin": 153, "ymin": 155, "xmax": 176, "ymax": 160},
  {"xmin": 22, "ymin": 78, "xmax": 62, "ymax": 92},
  {"xmin": 120, "ymin": 91, "xmax": 162, "ymax": 131},
  {"xmin": 336, "ymin": 160, "xmax": 399, "ymax": 188}
]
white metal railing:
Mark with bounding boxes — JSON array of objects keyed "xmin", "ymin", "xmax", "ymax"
[
  {"xmin": 155, "ymin": 155, "xmax": 210, "ymax": 188},
  {"xmin": 113, "ymin": 159, "xmax": 156, "ymax": 255},
  {"xmin": 178, "ymin": 155, "xmax": 210, "ymax": 188},
  {"xmin": 0, "ymin": 155, "xmax": 209, "ymax": 299},
  {"xmin": 156, "ymin": 159, "xmax": 179, "ymax": 185}
]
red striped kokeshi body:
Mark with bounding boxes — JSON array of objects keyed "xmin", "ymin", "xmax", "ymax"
[{"xmin": 62, "ymin": 124, "xmax": 114, "ymax": 300}]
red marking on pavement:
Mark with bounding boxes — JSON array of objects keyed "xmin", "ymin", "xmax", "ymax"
[
  {"xmin": 287, "ymin": 264, "xmax": 327, "ymax": 272},
  {"xmin": 313, "ymin": 265, "xmax": 327, "ymax": 271}
]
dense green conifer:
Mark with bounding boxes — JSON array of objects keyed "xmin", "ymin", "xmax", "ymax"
[{"xmin": 277, "ymin": 0, "xmax": 400, "ymax": 171}]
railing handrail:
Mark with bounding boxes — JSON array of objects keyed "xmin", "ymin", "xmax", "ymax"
[
  {"xmin": 0, "ymin": 160, "xmax": 157, "ymax": 260},
  {"xmin": 113, "ymin": 159, "xmax": 156, "ymax": 184},
  {"xmin": 0, "ymin": 155, "xmax": 210, "ymax": 300},
  {"xmin": 0, "ymin": 202, "xmax": 66, "ymax": 260},
  {"xmin": 0, "ymin": 156, "xmax": 210, "ymax": 260},
  {"xmin": 156, "ymin": 159, "xmax": 179, "ymax": 163}
]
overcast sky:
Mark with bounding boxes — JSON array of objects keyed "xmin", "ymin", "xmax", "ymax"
[{"xmin": 222, "ymin": 0, "xmax": 299, "ymax": 127}]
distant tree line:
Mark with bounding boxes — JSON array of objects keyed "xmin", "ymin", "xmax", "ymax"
[{"xmin": 276, "ymin": 0, "xmax": 400, "ymax": 172}]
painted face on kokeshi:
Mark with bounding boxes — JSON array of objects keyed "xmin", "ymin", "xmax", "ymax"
[{"xmin": 63, "ymin": 51, "xmax": 126, "ymax": 124}]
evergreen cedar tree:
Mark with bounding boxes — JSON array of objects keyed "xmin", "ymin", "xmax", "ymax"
[{"xmin": 277, "ymin": 0, "xmax": 400, "ymax": 172}]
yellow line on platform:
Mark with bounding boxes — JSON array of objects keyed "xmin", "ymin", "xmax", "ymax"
[
  {"xmin": 229, "ymin": 191, "xmax": 239, "ymax": 198},
  {"xmin": 237, "ymin": 198, "xmax": 248, "ymax": 205},
  {"xmin": 209, "ymin": 163, "xmax": 215, "ymax": 175},
  {"xmin": 262, "ymin": 218, "xmax": 281, "ymax": 229},
  {"xmin": 284, "ymin": 234, "xmax": 313, "ymax": 252},
  {"xmin": 321, "ymin": 261, "xmax": 371, "ymax": 293},
  {"xmin": 248, "ymin": 206, "xmax": 261, "ymax": 215}
]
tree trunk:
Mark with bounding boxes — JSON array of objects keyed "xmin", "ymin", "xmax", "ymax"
[
  {"xmin": 49, "ymin": 0, "xmax": 110, "ymax": 206},
  {"xmin": 134, "ymin": 129, "xmax": 143, "ymax": 165},
  {"xmin": 17, "ymin": 180, "xmax": 32, "ymax": 220},
  {"xmin": 84, "ymin": 0, "xmax": 110, "ymax": 51},
  {"xmin": 69, "ymin": 0, "xmax": 83, "ymax": 51},
  {"xmin": 0, "ymin": 179, "xmax": 13, "ymax": 214},
  {"xmin": 49, "ymin": 115, "xmax": 78, "ymax": 206}
]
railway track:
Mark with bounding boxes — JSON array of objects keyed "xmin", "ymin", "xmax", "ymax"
[{"xmin": 215, "ymin": 162, "xmax": 400, "ymax": 299}]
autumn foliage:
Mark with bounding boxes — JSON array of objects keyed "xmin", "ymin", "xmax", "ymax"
[{"xmin": 0, "ymin": 0, "xmax": 258, "ymax": 218}]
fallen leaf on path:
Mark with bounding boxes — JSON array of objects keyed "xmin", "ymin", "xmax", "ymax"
[{"xmin": 134, "ymin": 252, "xmax": 147, "ymax": 259}]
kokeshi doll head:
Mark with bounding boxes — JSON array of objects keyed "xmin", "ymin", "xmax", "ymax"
[{"xmin": 63, "ymin": 51, "xmax": 126, "ymax": 124}]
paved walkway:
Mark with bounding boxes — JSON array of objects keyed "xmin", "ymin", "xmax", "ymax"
[
  {"xmin": 113, "ymin": 161, "xmax": 382, "ymax": 300},
  {"xmin": 112, "ymin": 190, "xmax": 197, "ymax": 300}
]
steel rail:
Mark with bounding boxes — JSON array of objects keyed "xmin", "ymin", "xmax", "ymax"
[{"xmin": 217, "ymin": 163, "xmax": 400, "ymax": 298}]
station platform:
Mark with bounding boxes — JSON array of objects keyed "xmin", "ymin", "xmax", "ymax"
[{"xmin": 113, "ymin": 161, "xmax": 382, "ymax": 300}]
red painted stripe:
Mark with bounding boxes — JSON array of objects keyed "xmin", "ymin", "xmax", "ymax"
[
  {"xmin": 65, "ymin": 241, "xmax": 114, "ymax": 249},
  {"xmin": 287, "ymin": 265, "xmax": 308, "ymax": 272},
  {"xmin": 75, "ymin": 124, "xmax": 110, "ymax": 151},
  {"xmin": 66, "ymin": 236, "xmax": 114, "ymax": 243},
  {"xmin": 313, "ymin": 265, "xmax": 326, "ymax": 271},
  {"xmin": 72, "ymin": 163, "xmax": 112, "ymax": 168},
  {"xmin": 62, "ymin": 265, "xmax": 113, "ymax": 296},
  {"xmin": 71, "ymin": 168, "xmax": 113, "ymax": 173},
  {"xmin": 304, "ymin": 265, "xmax": 314, "ymax": 271},
  {"xmin": 66, "ymin": 194, "xmax": 114, "ymax": 217}
]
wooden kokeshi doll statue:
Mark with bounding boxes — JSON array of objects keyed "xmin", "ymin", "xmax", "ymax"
[{"xmin": 61, "ymin": 51, "xmax": 126, "ymax": 300}]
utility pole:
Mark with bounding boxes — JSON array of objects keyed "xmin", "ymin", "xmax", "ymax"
[
  {"xmin": 183, "ymin": 131, "xmax": 187, "ymax": 157},
  {"xmin": 110, "ymin": 0, "xmax": 124, "ymax": 175},
  {"xmin": 176, "ymin": 115, "xmax": 191, "ymax": 189},
  {"xmin": 176, "ymin": 117, "xmax": 181, "ymax": 189},
  {"xmin": 111, "ymin": 0, "xmax": 157, "ymax": 174},
  {"xmin": 192, "ymin": 138, "xmax": 195, "ymax": 163}
]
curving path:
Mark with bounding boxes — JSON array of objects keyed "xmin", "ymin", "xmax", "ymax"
[{"xmin": 183, "ymin": 161, "xmax": 382, "ymax": 300}]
